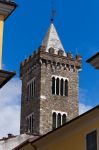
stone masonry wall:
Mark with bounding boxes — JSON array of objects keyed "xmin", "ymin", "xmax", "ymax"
[
  {"xmin": 39, "ymin": 51, "xmax": 81, "ymax": 135},
  {"xmin": 20, "ymin": 53, "xmax": 41, "ymax": 135},
  {"xmin": 20, "ymin": 47, "xmax": 82, "ymax": 135}
]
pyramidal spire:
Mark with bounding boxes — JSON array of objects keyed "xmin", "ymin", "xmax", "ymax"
[{"xmin": 42, "ymin": 23, "xmax": 66, "ymax": 56}]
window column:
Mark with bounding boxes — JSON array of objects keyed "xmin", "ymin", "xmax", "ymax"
[{"xmin": 55, "ymin": 78, "xmax": 56, "ymax": 95}]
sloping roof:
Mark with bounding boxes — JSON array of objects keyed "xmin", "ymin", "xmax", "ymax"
[
  {"xmin": 0, "ymin": 0, "xmax": 17, "ymax": 20},
  {"xmin": 86, "ymin": 52, "xmax": 99, "ymax": 69},
  {"xmin": 0, "ymin": 0, "xmax": 16, "ymax": 5},
  {"xmin": 0, "ymin": 70, "xmax": 15, "ymax": 88},
  {"xmin": 42, "ymin": 23, "xmax": 66, "ymax": 56},
  {"xmin": 13, "ymin": 135, "xmax": 40, "ymax": 150},
  {"xmin": 0, "ymin": 134, "xmax": 39, "ymax": 150}
]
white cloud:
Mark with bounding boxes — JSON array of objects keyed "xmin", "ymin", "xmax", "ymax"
[
  {"xmin": 79, "ymin": 88, "xmax": 93, "ymax": 114},
  {"xmin": 0, "ymin": 78, "xmax": 21, "ymax": 138},
  {"xmin": 79, "ymin": 103, "xmax": 93, "ymax": 115}
]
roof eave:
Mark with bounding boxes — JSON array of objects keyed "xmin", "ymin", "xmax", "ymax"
[
  {"xmin": 0, "ymin": 0, "xmax": 17, "ymax": 21},
  {"xmin": 13, "ymin": 105, "xmax": 99, "ymax": 150},
  {"xmin": 0, "ymin": 70, "xmax": 16, "ymax": 88},
  {"xmin": 86, "ymin": 52, "xmax": 99, "ymax": 69}
]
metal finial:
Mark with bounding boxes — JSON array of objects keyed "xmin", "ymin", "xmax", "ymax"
[
  {"xmin": 76, "ymin": 48, "xmax": 78, "ymax": 55},
  {"xmin": 51, "ymin": 0, "xmax": 56, "ymax": 22}
]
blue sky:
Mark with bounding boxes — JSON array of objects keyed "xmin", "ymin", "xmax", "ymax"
[{"xmin": 0, "ymin": 0, "xmax": 99, "ymax": 137}]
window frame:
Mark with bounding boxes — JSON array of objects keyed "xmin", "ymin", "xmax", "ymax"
[
  {"xmin": 86, "ymin": 129, "xmax": 98, "ymax": 150},
  {"xmin": 51, "ymin": 75, "xmax": 69, "ymax": 97},
  {"xmin": 52, "ymin": 110, "xmax": 67, "ymax": 129},
  {"xmin": 26, "ymin": 113, "xmax": 34, "ymax": 134},
  {"xmin": 27, "ymin": 78, "xmax": 35, "ymax": 100}
]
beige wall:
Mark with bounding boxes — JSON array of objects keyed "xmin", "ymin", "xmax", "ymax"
[
  {"xmin": 18, "ymin": 110, "xmax": 99, "ymax": 150},
  {"xmin": 0, "ymin": 15, "xmax": 4, "ymax": 69},
  {"xmin": 19, "ymin": 144, "xmax": 34, "ymax": 150},
  {"xmin": 41, "ymin": 122, "xmax": 99, "ymax": 150}
]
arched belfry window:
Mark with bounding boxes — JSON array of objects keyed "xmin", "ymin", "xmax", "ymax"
[
  {"xmin": 34, "ymin": 79, "xmax": 35, "ymax": 96},
  {"xmin": 27, "ymin": 78, "xmax": 35, "ymax": 100},
  {"xmin": 56, "ymin": 78, "xmax": 59, "ymax": 95},
  {"xmin": 29, "ymin": 116, "xmax": 31, "ymax": 133},
  {"xmin": 52, "ymin": 112, "xmax": 56, "ymax": 130},
  {"xmin": 27, "ymin": 113, "xmax": 34, "ymax": 133},
  {"xmin": 60, "ymin": 79, "xmax": 64, "ymax": 96},
  {"xmin": 52, "ymin": 111, "xmax": 67, "ymax": 129},
  {"xmin": 62, "ymin": 114, "xmax": 67, "ymax": 125},
  {"xmin": 65, "ymin": 80, "xmax": 68, "ymax": 96},
  {"xmin": 52, "ymin": 77, "xmax": 55, "ymax": 94},
  {"xmin": 57, "ymin": 113, "xmax": 61, "ymax": 127},
  {"xmin": 52, "ymin": 76, "xmax": 68, "ymax": 96}
]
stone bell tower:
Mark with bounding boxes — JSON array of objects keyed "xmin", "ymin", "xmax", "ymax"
[{"xmin": 20, "ymin": 22, "xmax": 82, "ymax": 135}]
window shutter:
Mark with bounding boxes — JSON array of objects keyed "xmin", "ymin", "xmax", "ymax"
[{"xmin": 86, "ymin": 130, "xmax": 97, "ymax": 150}]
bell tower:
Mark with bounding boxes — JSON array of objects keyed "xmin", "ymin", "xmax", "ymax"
[{"xmin": 20, "ymin": 22, "xmax": 82, "ymax": 135}]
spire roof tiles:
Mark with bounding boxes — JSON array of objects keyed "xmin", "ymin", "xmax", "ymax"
[{"xmin": 42, "ymin": 23, "xmax": 66, "ymax": 56}]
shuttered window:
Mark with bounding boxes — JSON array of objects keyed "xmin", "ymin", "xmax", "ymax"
[{"xmin": 86, "ymin": 130, "xmax": 97, "ymax": 150}]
